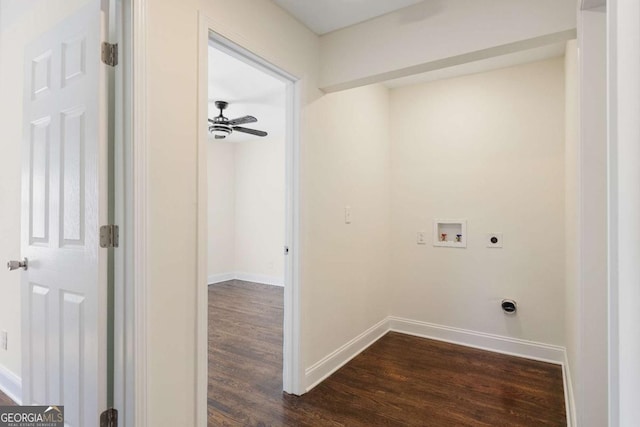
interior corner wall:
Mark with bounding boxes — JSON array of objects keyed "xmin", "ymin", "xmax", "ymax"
[
  {"xmin": 303, "ymin": 83, "xmax": 391, "ymax": 370},
  {"xmin": 207, "ymin": 134, "xmax": 287, "ymax": 284},
  {"xmin": 207, "ymin": 141, "xmax": 236, "ymax": 279},
  {"xmin": 389, "ymin": 58, "xmax": 566, "ymax": 347}
]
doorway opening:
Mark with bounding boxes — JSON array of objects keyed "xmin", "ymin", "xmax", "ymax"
[{"xmin": 197, "ymin": 27, "xmax": 302, "ymax": 423}]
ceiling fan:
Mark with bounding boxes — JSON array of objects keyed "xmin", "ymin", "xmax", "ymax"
[{"xmin": 208, "ymin": 101, "xmax": 268, "ymax": 139}]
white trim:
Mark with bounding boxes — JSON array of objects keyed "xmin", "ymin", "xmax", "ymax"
[
  {"xmin": 388, "ymin": 316, "xmax": 565, "ymax": 364},
  {"xmin": 207, "ymin": 272, "xmax": 284, "ymax": 287},
  {"xmin": 563, "ymin": 354, "xmax": 576, "ymax": 427},
  {"xmin": 196, "ymin": 14, "xmax": 209, "ymax": 427},
  {"xmin": 206, "ymin": 273, "xmax": 235, "ymax": 285},
  {"xmin": 112, "ymin": 0, "xmax": 133, "ymax": 425},
  {"xmin": 0, "ymin": 365, "xmax": 21, "ymax": 405},
  {"xmin": 304, "ymin": 318, "xmax": 388, "ymax": 392},
  {"xmin": 131, "ymin": 0, "xmax": 148, "ymax": 425},
  {"xmin": 608, "ymin": 1, "xmax": 640, "ymax": 425},
  {"xmin": 235, "ymin": 273, "xmax": 284, "ymax": 287}
]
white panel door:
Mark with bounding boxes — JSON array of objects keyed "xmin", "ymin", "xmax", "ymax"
[{"xmin": 20, "ymin": 2, "xmax": 109, "ymax": 426}]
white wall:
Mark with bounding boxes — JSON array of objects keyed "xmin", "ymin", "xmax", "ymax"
[
  {"xmin": 564, "ymin": 39, "xmax": 579, "ymax": 424},
  {"xmin": 207, "ymin": 134, "xmax": 286, "ymax": 284},
  {"xmin": 389, "ymin": 58, "xmax": 566, "ymax": 346},
  {"xmin": 146, "ymin": 0, "xmax": 391, "ymax": 423},
  {"xmin": 233, "ymin": 137, "xmax": 285, "ymax": 281},
  {"xmin": 0, "ymin": 0, "xmax": 89, "ymax": 396},
  {"xmin": 303, "ymin": 83, "xmax": 391, "ymax": 369},
  {"xmin": 207, "ymin": 141, "xmax": 235, "ymax": 276},
  {"xmin": 319, "ymin": 0, "xmax": 576, "ymax": 91}
]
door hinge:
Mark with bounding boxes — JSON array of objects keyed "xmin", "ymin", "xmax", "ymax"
[
  {"xmin": 100, "ymin": 408, "xmax": 118, "ymax": 427},
  {"xmin": 101, "ymin": 42, "xmax": 118, "ymax": 67},
  {"xmin": 100, "ymin": 225, "xmax": 119, "ymax": 248}
]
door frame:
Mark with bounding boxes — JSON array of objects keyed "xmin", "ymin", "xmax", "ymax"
[
  {"xmin": 113, "ymin": 0, "xmax": 148, "ymax": 425},
  {"xmin": 195, "ymin": 13, "xmax": 303, "ymax": 424}
]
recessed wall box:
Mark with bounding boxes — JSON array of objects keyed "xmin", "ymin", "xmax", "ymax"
[{"xmin": 433, "ymin": 219, "xmax": 467, "ymax": 248}]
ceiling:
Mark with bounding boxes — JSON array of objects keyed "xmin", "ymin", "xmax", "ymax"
[
  {"xmin": 208, "ymin": 45, "xmax": 286, "ymax": 143},
  {"xmin": 273, "ymin": 0, "xmax": 423, "ymax": 35}
]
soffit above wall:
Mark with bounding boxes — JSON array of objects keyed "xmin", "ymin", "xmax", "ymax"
[
  {"xmin": 208, "ymin": 45, "xmax": 286, "ymax": 143},
  {"xmin": 385, "ymin": 41, "xmax": 567, "ymax": 88},
  {"xmin": 318, "ymin": 0, "xmax": 577, "ymax": 93},
  {"xmin": 272, "ymin": 0, "xmax": 423, "ymax": 35}
]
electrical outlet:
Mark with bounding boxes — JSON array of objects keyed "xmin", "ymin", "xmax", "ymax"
[
  {"xmin": 417, "ymin": 232, "xmax": 426, "ymax": 245},
  {"xmin": 487, "ymin": 233, "xmax": 503, "ymax": 248},
  {"xmin": 1, "ymin": 331, "xmax": 7, "ymax": 351}
]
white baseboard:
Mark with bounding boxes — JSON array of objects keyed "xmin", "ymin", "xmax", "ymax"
[
  {"xmin": 207, "ymin": 272, "xmax": 284, "ymax": 287},
  {"xmin": 388, "ymin": 316, "xmax": 566, "ymax": 364},
  {"xmin": 207, "ymin": 273, "xmax": 235, "ymax": 285},
  {"xmin": 563, "ymin": 354, "xmax": 576, "ymax": 427},
  {"xmin": 304, "ymin": 317, "xmax": 388, "ymax": 392},
  {"xmin": 0, "ymin": 364, "xmax": 21, "ymax": 405},
  {"xmin": 234, "ymin": 272, "xmax": 284, "ymax": 287}
]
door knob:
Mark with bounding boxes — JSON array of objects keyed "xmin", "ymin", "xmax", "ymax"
[{"xmin": 7, "ymin": 258, "xmax": 28, "ymax": 271}]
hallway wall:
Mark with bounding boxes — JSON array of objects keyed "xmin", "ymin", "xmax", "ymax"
[{"xmin": 389, "ymin": 58, "xmax": 566, "ymax": 346}]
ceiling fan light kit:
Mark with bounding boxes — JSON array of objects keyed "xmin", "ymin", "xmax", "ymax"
[{"xmin": 208, "ymin": 100, "xmax": 268, "ymax": 140}]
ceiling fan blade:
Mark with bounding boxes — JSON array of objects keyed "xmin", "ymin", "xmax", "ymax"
[
  {"xmin": 208, "ymin": 118, "xmax": 216, "ymax": 124},
  {"xmin": 228, "ymin": 115, "xmax": 257, "ymax": 126},
  {"xmin": 233, "ymin": 126, "xmax": 268, "ymax": 137}
]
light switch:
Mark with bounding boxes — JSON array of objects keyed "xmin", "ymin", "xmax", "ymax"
[
  {"xmin": 417, "ymin": 232, "xmax": 426, "ymax": 245},
  {"xmin": 345, "ymin": 206, "xmax": 352, "ymax": 224}
]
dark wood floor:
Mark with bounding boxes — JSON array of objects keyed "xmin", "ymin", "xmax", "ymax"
[
  {"xmin": 208, "ymin": 280, "xmax": 566, "ymax": 426},
  {"xmin": 0, "ymin": 389, "xmax": 15, "ymax": 406}
]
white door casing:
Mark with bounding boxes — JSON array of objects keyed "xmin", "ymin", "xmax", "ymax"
[{"xmin": 21, "ymin": 1, "xmax": 109, "ymax": 426}]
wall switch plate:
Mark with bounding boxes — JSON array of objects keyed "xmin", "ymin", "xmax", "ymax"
[
  {"xmin": 487, "ymin": 233, "xmax": 503, "ymax": 248},
  {"xmin": 344, "ymin": 206, "xmax": 352, "ymax": 224},
  {"xmin": 417, "ymin": 232, "xmax": 426, "ymax": 244},
  {"xmin": 1, "ymin": 331, "xmax": 7, "ymax": 351}
]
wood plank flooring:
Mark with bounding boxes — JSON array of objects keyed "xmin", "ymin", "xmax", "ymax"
[
  {"xmin": 208, "ymin": 280, "xmax": 566, "ymax": 426},
  {"xmin": 0, "ymin": 389, "xmax": 15, "ymax": 406}
]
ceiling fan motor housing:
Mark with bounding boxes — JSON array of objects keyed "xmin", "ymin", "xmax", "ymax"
[{"xmin": 215, "ymin": 100, "xmax": 228, "ymax": 110}]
